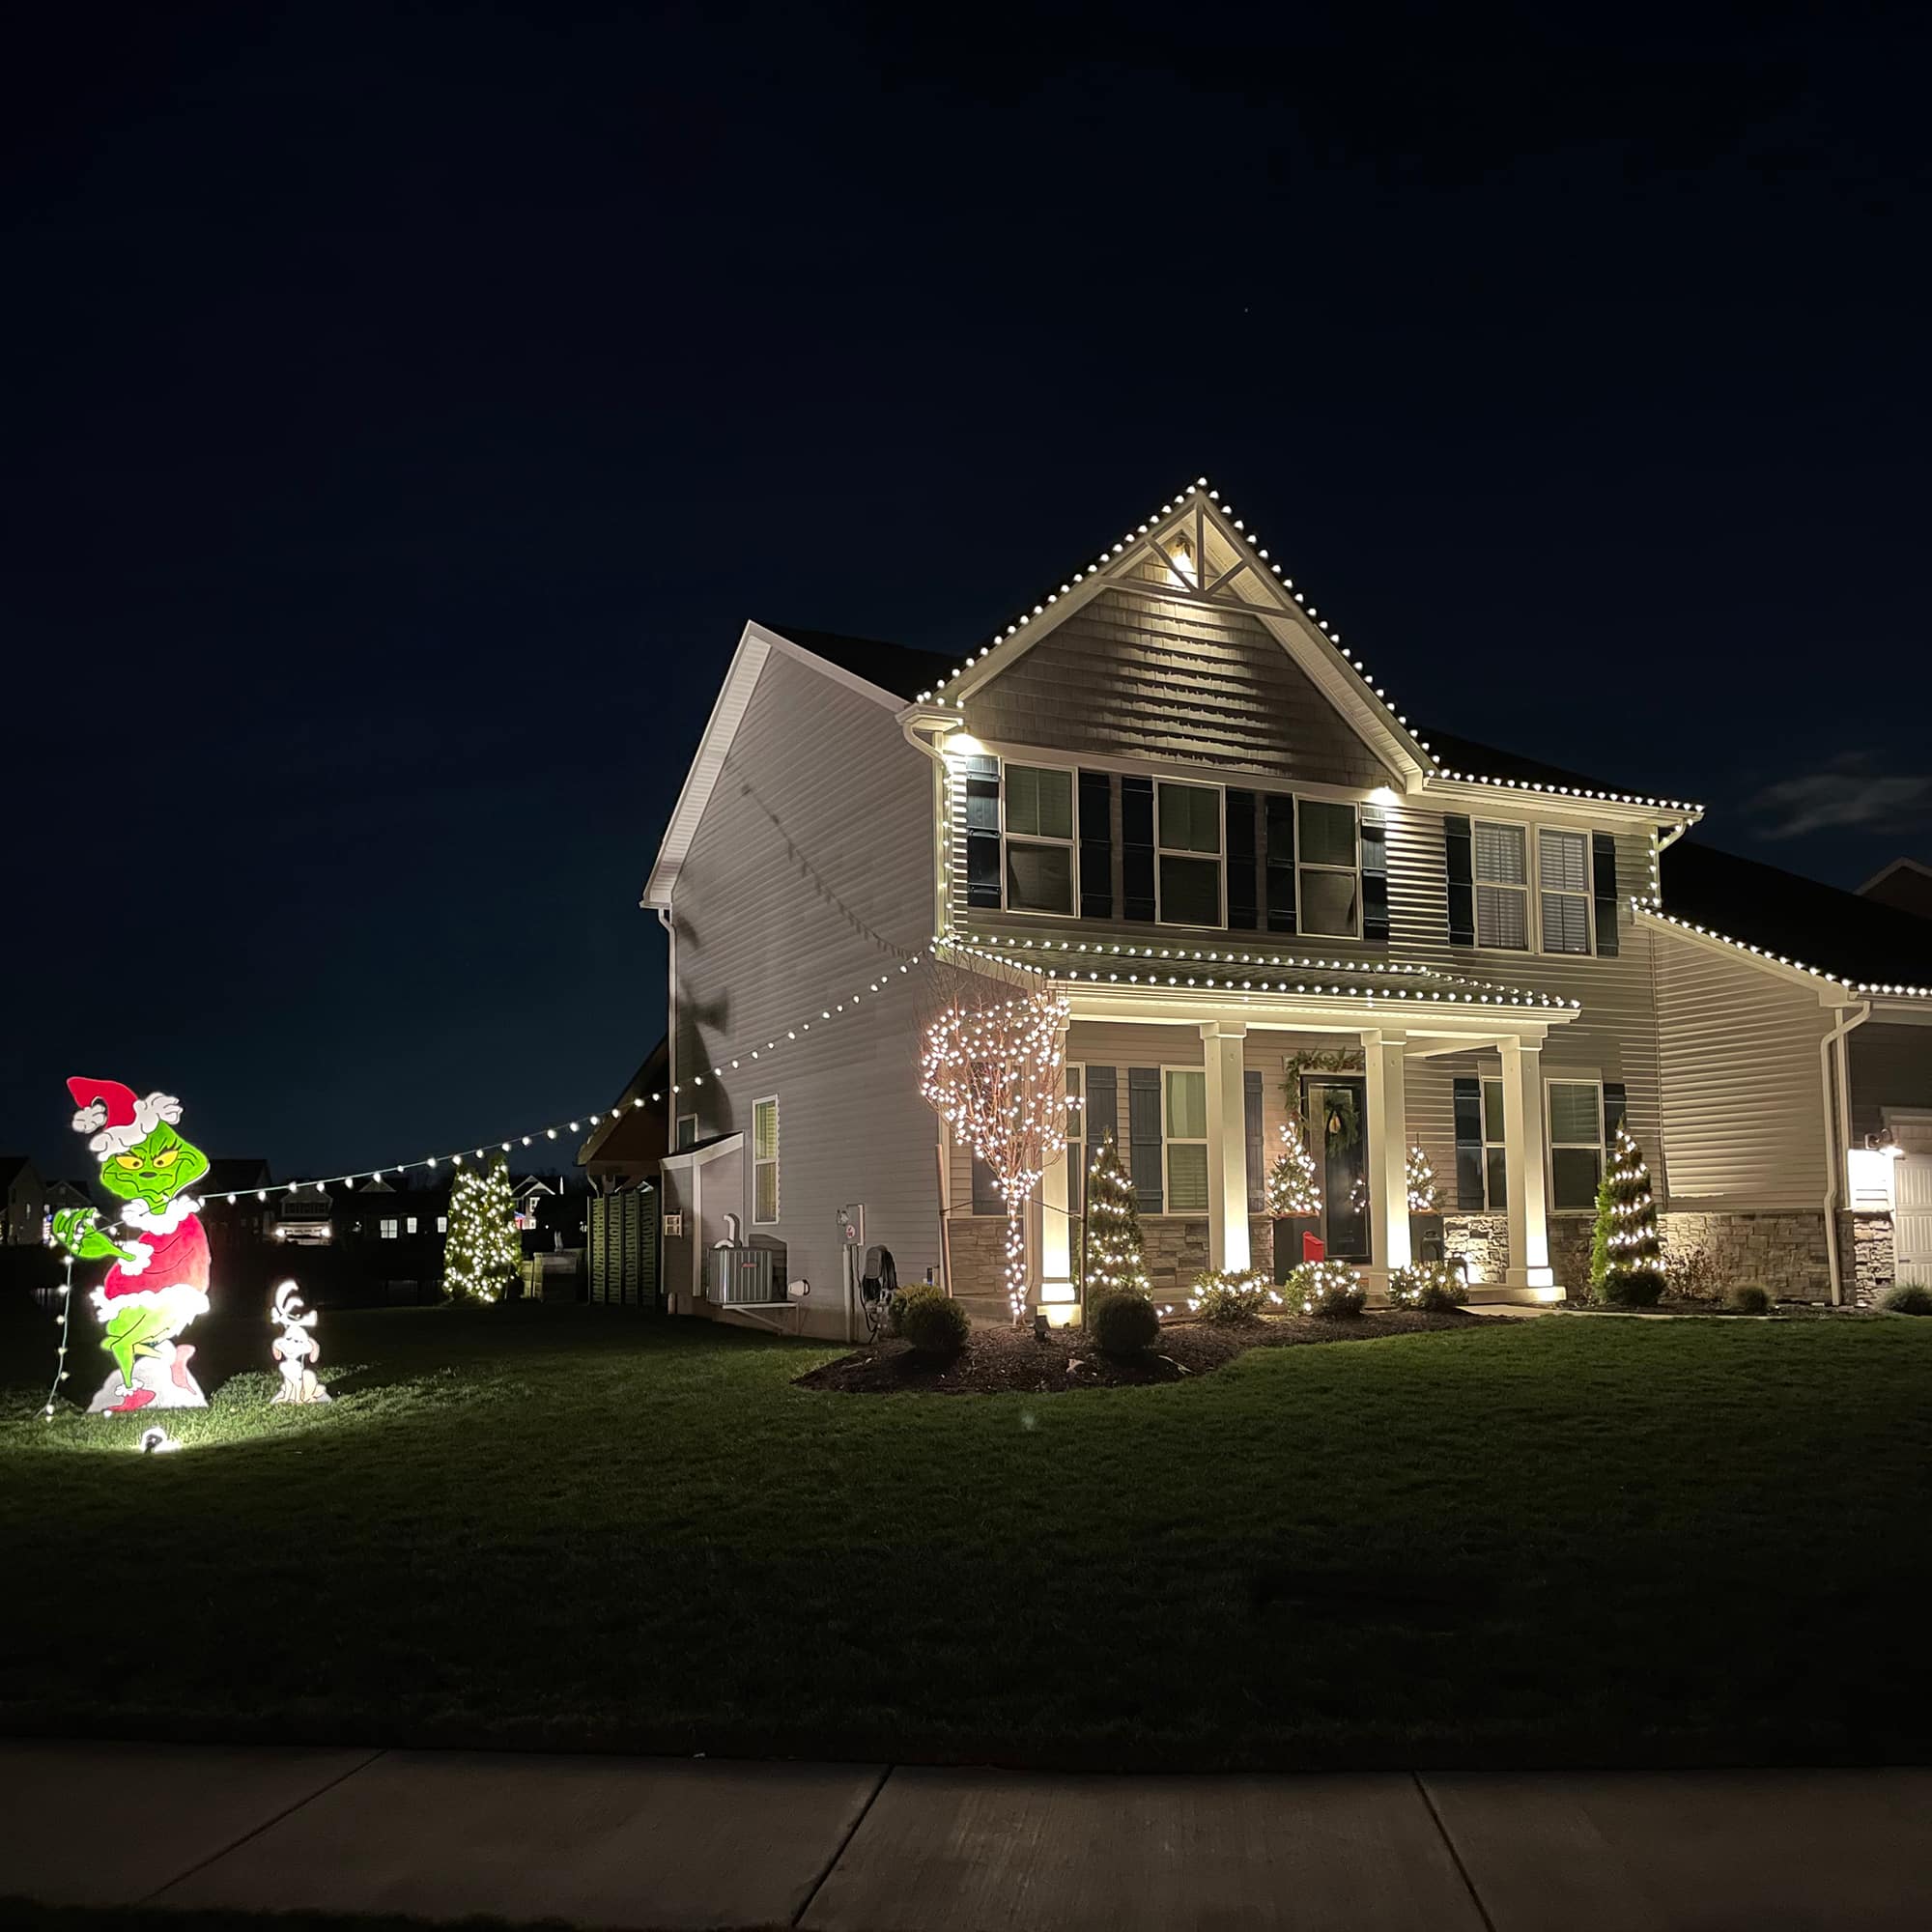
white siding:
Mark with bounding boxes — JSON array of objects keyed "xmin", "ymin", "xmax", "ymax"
[
  {"xmin": 1653, "ymin": 924, "xmax": 1833, "ymax": 1208},
  {"xmin": 1848, "ymin": 1021, "xmax": 1932, "ymax": 1143},
  {"xmin": 669, "ymin": 648, "xmax": 939, "ymax": 1334}
]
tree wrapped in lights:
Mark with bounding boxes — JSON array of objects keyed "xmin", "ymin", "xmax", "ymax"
[
  {"xmin": 1265, "ymin": 1117, "xmax": 1321, "ymax": 1218},
  {"xmin": 1406, "ymin": 1144, "xmax": 1442, "ymax": 1213},
  {"xmin": 444, "ymin": 1153, "xmax": 522, "ymax": 1304},
  {"xmin": 921, "ymin": 980, "xmax": 1071, "ymax": 1324},
  {"xmin": 1084, "ymin": 1129, "xmax": 1150, "ymax": 1304},
  {"xmin": 1590, "ymin": 1124, "xmax": 1664, "ymax": 1306}
]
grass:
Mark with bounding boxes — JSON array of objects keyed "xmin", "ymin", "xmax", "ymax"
[{"xmin": 3, "ymin": 1299, "xmax": 1930, "ymax": 1770}]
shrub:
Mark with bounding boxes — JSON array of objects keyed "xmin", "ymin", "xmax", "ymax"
[
  {"xmin": 1388, "ymin": 1262, "xmax": 1468, "ymax": 1312},
  {"xmin": 1187, "ymin": 1269, "xmax": 1278, "ymax": 1322},
  {"xmin": 1601, "ymin": 1267, "xmax": 1666, "ymax": 1309},
  {"xmin": 1091, "ymin": 1290, "xmax": 1160, "ymax": 1355},
  {"xmin": 1663, "ymin": 1247, "xmax": 1726, "ymax": 1302},
  {"xmin": 1726, "ymin": 1284, "xmax": 1772, "ymax": 1315},
  {"xmin": 1881, "ymin": 1282, "xmax": 1932, "ymax": 1316},
  {"xmin": 1292, "ymin": 1260, "xmax": 1367, "ymax": 1318},
  {"xmin": 895, "ymin": 1286, "xmax": 970, "ymax": 1356}
]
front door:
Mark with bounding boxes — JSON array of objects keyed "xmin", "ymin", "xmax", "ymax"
[
  {"xmin": 1896, "ymin": 1155, "xmax": 1932, "ymax": 1289},
  {"xmin": 1303, "ymin": 1075, "xmax": 1370, "ymax": 1261}
]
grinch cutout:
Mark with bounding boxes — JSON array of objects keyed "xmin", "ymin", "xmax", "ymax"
[
  {"xmin": 51, "ymin": 1076, "xmax": 213, "ymax": 1415},
  {"xmin": 270, "ymin": 1280, "xmax": 329, "ymax": 1404}
]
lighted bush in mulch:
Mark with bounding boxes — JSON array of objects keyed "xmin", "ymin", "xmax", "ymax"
[{"xmin": 792, "ymin": 1306, "xmax": 1500, "ymax": 1395}]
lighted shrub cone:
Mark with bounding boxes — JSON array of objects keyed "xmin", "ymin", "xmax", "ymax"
[
  {"xmin": 50, "ymin": 1076, "xmax": 214, "ymax": 1416},
  {"xmin": 1591, "ymin": 1124, "xmax": 1665, "ymax": 1306},
  {"xmin": 1083, "ymin": 1128, "xmax": 1151, "ymax": 1315},
  {"xmin": 1265, "ymin": 1115, "xmax": 1321, "ymax": 1285}
]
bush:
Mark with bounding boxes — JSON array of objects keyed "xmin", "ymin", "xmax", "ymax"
[
  {"xmin": 1292, "ymin": 1260, "xmax": 1367, "ymax": 1318},
  {"xmin": 1186, "ymin": 1269, "xmax": 1278, "ymax": 1322},
  {"xmin": 1090, "ymin": 1290, "xmax": 1160, "ymax": 1355},
  {"xmin": 895, "ymin": 1286, "xmax": 970, "ymax": 1356},
  {"xmin": 1881, "ymin": 1281, "xmax": 1932, "ymax": 1316},
  {"xmin": 1388, "ymin": 1262, "xmax": 1468, "ymax": 1312},
  {"xmin": 1663, "ymin": 1248, "xmax": 1726, "ymax": 1302},
  {"xmin": 1727, "ymin": 1284, "xmax": 1772, "ymax": 1315},
  {"xmin": 1600, "ymin": 1266, "xmax": 1666, "ymax": 1308}
]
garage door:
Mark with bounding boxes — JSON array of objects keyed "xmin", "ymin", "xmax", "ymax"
[{"xmin": 1896, "ymin": 1155, "xmax": 1932, "ymax": 1289}]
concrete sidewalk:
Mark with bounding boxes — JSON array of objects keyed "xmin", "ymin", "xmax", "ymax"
[{"xmin": 2, "ymin": 1740, "xmax": 1928, "ymax": 1930}]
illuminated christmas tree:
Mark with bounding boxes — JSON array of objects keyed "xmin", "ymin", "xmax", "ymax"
[
  {"xmin": 1591, "ymin": 1125, "xmax": 1664, "ymax": 1305},
  {"xmin": 1406, "ymin": 1144, "xmax": 1442, "ymax": 1213},
  {"xmin": 1265, "ymin": 1116, "xmax": 1321, "ymax": 1217},
  {"xmin": 444, "ymin": 1153, "xmax": 522, "ymax": 1303},
  {"xmin": 1084, "ymin": 1129, "xmax": 1150, "ymax": 1302}
]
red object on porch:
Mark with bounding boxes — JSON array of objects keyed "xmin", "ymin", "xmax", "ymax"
[{"xmin": 1301, "ymin": 1231, "xmax": 1325, "ymax": 1264}]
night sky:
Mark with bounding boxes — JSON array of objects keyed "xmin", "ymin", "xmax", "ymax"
[{"xmin": 6, "ymin": 3, "xmax": 1927, "ymax": 1179}]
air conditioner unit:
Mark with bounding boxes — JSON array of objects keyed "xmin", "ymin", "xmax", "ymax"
[{"xmin": 705, "ymin": 1245, "xmax": 782, "ymax": 1305}]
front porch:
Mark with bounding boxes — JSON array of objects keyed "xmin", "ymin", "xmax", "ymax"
[{"xmin": 941, "ymin": 965, "xmax": 1581, "ymax": 1317}]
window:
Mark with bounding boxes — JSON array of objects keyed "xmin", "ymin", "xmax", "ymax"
[
  {"xmin": 675, "ymin": 1113, "xmax": 697, "ymax": 1151},
  {"xmin": 1296, "ymin": 799, "xmax": 1360, "ymax": 937},
  {"xmin": 436, "ymin": 1214, "xmax": 447, "ymax": 1234},
  {"xmin": 1482, "ymin": 1079, "xmax": 1508, "ymax": 1209},
  {"xmin": 753, "ymin": 1096, "xmax": 780, "ymax": 1224},
  {"xmin": 406, "ymin": 1215, "xmax": 418, "ymax": 1235},
  {"xmin": 379, "ymin": 1217, "xmax": 398, "ymax": 1240},
  {"xmin": 1156, "ymin": 782, "xmax": 1222, "ymax": 925},
  {"xmin": 1548, "ymin": 1079, "xmax": 1605, "ymax": 1209},
  {"xmin": 1163, "ymin": 1067, "xmax": 1208, "ymax": 1212},
  {"xmin": 1474, "ymin": 822, "xmax": 1529, "ymax": 949},
  {"xmin": 1003, "ymin": 764, "xmax": 1075, "ymax": 914},
  {"xmin": 1538, "ymin": 828, "xmax": 1592, "ymax": 954}
]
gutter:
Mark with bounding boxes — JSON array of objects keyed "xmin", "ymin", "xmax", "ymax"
[
  {"xmin": 899, "ymin": 711, "xmax": 953, "ymax": 944},
  {"xmin": 1818, "ymin": 1000, "xmax": 1872, "ymax": 1306}
]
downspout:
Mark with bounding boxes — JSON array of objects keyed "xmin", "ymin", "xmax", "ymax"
[
  {"xmin": 1819, "ymin": 1000, "xmax": 1871, "ymax": 1306},
  {"xmin": 903, "ymin": 714, "xmax": 953, "ymax": 1293},
  {"xmin": 656, "ymin": 905, "xmax": 676, "ymax": 1117}
]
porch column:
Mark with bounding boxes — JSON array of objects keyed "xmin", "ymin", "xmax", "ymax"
[
  {"xmin": 1201, "ymin": 1020, "xmax": 1251, "ymax": 1272},
  {"xmin": 1360, "ymin": 1028, "xmax": 1411, "ymax": 1274},
  {"xmin": 1037, "ymin": 1018, "xmax": 1076, "ymax": 1321},
  {"xmin": 1499, "ymin": 1035, "xmax": 1553, "ymax": 1289}
]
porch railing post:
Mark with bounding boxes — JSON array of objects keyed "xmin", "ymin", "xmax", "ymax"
[
  {"xmin": 1201, "ymin": 1020, "xmax": 1251, "ymax": 1272},
  {"xmin": 1500, "ymin": 1035, "xmax": 1553, "ymax": 1289},
  {"xmin": 1361, "ymin": 1027, "xmax": 1411, "ymax": 1281}
]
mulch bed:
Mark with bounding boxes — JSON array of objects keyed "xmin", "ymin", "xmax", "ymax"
[{"xmin": 793, "ymin": 1306, "xmax": 1503, "ymax": 1396}]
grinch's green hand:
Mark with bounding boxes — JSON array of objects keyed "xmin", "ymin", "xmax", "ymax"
[{"xmin": 51, "ymin": 1208, "xmax": 132, "ymax": 1264}]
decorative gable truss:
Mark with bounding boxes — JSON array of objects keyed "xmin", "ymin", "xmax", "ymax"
[{"xmin": 898, "ymin": 478, "xmax": 1702, "ymax": 949}]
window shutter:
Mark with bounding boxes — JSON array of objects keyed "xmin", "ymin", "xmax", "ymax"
[
  {"xmin": 1079, "ymin": 771, "xmax": 1114, "ymax": 920},
  {"xmin": 1603, "ymin": 1081, "xmax": 1628, "ymax": 1142},
  {"xmin": 1264, "ymin": 794, "xmax": 1297, "ymax": 934},
  {"xmin": 1244, "ymin": 1069, "xmax": 1264, "ymax": 1212},
  {"xmin": 970, "ymin": 1153, "xmax": 1001, "ymax": 1215},
  {"xmin": 1128, "ymin": 1067, "xmax": 1163, "ymax": 1213},
  {"xmin": 1122, "ymin": 778, "xmax": 1156, "ymax": 923},
  {"xmin": 1085, "ymin": 1065, "xmax": 1119, "ymax": 1150},
  {"xmin": 1453, "ymin": 1077, "xmax": 1485, "ymax": 1208},
  {"xmin": 1593, "ymin": 832, "xmax": 1620, "ymax": 956},
  {"xmin": 964, "ymin": 755, "xmax": 1001, "ymax": 909},
  {"xmin": 1226, "ymin": 789, "xmax": 1259, "ymax": 929},
  {"xmin": 1361, "ymin": 806, "xmax": 1390, "ymax": 944},
  {"xmin": 1444, "ymin": 814, "xmax": 1475, "ymax": 948}
]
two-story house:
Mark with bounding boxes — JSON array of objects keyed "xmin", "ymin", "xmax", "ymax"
[{"xmin": 648, "ymin": 481, "xmax": 1932, "ymax": 1335}]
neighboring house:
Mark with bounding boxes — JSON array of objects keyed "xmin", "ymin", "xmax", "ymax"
[
  {"xmin": 0, "ymin": 1157, "xmax": 45, "ymax": 1245},
  {"xmin": 578, "ymin": 1040, "xmax": 668, "ymax": 1306},
  {"xmin": 198, "ymin": 1158, "xmax": 276, "ymax": 1264},
  {"xmin": 646, "ymin": 481, "xmax": 1932, "ymax": 1334},
  {"xmin": 43, "ymin": 1178, "xmax": 93, "ymax": 1233},
  {"xmin": 1860, "ymin": 858, "xmax": 1932, "ymax": 922}
]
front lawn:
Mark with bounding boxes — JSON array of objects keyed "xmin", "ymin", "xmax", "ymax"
[{"xmin": 3, "ymin": 1301, "xmax": 1929, "ymax": 1769}]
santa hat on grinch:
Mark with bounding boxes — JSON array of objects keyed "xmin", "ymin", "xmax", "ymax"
[{"xmin": 68, "ymin": 1077, "xmax": 183, "ymax": 1159}]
